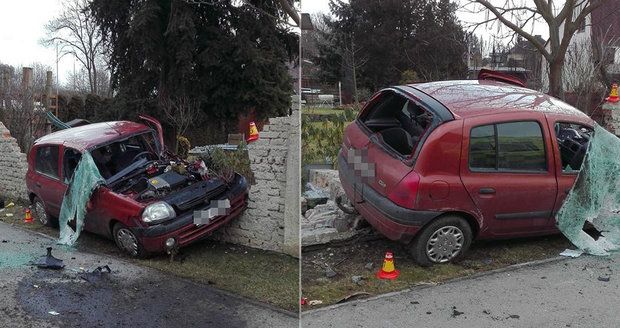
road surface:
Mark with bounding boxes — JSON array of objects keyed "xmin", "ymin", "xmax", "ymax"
[
  {"xmin": 303, "ymin": 251, "xmax": 620, "ymax": 327},
  {"xmin": 0, "ymin": 222, "xmax": 298, "ymax": 328}
]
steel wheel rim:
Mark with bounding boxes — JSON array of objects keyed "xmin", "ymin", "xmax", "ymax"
[
  {"xmin": 116, "ymin": 228, "xmax": 139, "ymax": 256},
  {"xmin": 425, "ymin": 225, "xmax": 464, "ymax": 263},
  {"xmin": 34, "ymin": 202, "xmax": 48, "ymax": 225}
]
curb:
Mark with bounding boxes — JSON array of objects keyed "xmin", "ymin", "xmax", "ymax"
[
  {"xmin": 1, "ymin": 221, "xmax": 300, "ymax": 318},
  {"xmin": 302, "ymin": 255, "xmax": 570, "ymax": 315}
]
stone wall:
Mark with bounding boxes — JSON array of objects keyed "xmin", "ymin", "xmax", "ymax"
[
  {"xmin": 208, "ymin": 111, "xmax": 300, "ymax": 257},
  {"xmin": 0, "ymin": 122, "xmax": 28, "ymax": 203},
  {"xmin": 302, "ymin": 169, "xmax": 366, "ymax": 246},
  {"xmin": 600, "ymin": 102, "xmax": 620, "ymax": 135}
]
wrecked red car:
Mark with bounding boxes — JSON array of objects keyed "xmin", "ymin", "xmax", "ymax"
[
  {"xmin": 339, "ymin": 72, "xmax": 594, "ymax": 266},
  {"xmin": 26, "ymin": 116, "xmax": 249, "ymax": 257}
]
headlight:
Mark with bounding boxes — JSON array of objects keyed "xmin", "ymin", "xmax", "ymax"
[{"xmin": 142, "ymin": 202, "xmax": 176, "ymax": 224}]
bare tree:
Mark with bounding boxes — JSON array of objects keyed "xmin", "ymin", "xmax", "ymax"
[
  {"xmin": 0, "ymin": 66, "xmax": 50, "ymax": 153},
  {"xmin": 461, "ymin": 0, "xmax": 613, "ymax": 98},
  {"xmin": 43, "ymin": 0, "xmax": 105, "ymax": 95},
  {"xmin": 340, "ymin": 33, "xmax": 368, "ymax": 104},
  {"xmin": 159, "ymin": 95, "xmax": 200, "ymax": 137}
]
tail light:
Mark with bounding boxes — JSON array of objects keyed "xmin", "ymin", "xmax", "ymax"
[{"xmin": 387, "ymin": 171, "xmax": 420, "ymax": 209}]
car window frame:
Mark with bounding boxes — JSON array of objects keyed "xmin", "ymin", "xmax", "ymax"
[
  {"xmin": 34, "ymin": 144, "xmax": 61, "ymax": 181},
  {"xmin": 468, "ymin": 119, "xmax": 549, "ymax": 174},
  {"xmin": 552, "ymin": 120, "xmax": 594, "ymax": 176},
  {"xmin": 61, "ymin": 146, "xmax": 83, "ymax": 184}
]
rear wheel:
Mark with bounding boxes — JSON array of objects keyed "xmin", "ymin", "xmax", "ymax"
[
  {"xmin": 112, "ymin": 223, "xmax": 146, "ymax": 258},
  {"xmin": 32, "ymin": 197, "xmax": 57, "ymax": 227},
  {"xmin": 408, "ymin": 215, "xmax": 473, "ymax": 267}
]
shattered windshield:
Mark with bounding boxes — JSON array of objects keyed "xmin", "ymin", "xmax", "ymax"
[
  {"xmin": 556, "ymin": 124, "xmax": 620, "ymax": 255},
  {"xmin": 90, "ymin": 132, "xmax": 158, "ymax": 179}
]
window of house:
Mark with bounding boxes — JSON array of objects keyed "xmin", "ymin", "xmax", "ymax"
[
  {"xmin": 470, "ymin": 121, "xmax": 546, "ymax": 172},
  {"xmin": 35, "ymin": 145, "xmax": 60, "ymax": 179}
]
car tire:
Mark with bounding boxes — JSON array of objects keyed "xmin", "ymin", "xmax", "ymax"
[
  {"xmin": 408, "ymin": 215, "xmax": 473, "ymax": 267},
  {"xmin": 112, "ymin": 222, "xmax": 146, "ymax": 258},
  {"xmin": 32, "ymin": 197, "xmax": 58, "ymax": 227}
]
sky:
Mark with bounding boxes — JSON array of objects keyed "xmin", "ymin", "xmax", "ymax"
[{"xmin": 0, "ymin": 0, "xmax": 74, "ymax": 84}]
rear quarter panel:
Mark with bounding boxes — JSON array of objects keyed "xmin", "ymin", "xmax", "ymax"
[{"xmin": 414, "ymin": 120, "xmax": 483, "ymax": 228}]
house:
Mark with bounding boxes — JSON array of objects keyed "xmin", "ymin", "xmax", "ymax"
[{"xmin": 542, "ymin": 0, "xmax": 620, "ymax": 94}]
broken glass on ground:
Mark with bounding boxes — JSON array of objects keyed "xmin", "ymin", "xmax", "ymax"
[
  {"xmin": 556, "ymin": 124, "xmax": 620, "ymax": 256},
  {"xmin": 58, "ymin": 152, "xmax": 105, "ymax": 246}
]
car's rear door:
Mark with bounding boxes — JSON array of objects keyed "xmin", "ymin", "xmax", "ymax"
[
  {"xmin": 460, "ymin": 112, "xmax": 558, "ymax": 236},
  {"xmin": 341, "ymin": 90, "xmax": 417, "ymax": 203},
  {"xmin": 32, "ymin": 144, "xmax": 65, "ymax": 217}
]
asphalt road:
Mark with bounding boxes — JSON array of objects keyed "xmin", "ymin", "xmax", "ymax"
[
  {"xmin": 303, "ymin": 252, "xmax": 620, "ymax": 327},
  {"xmin": 0, "ymin": 221, "xmax": 298, "ymax": 328}
]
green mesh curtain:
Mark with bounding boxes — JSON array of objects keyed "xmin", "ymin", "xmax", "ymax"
[
  {"xmin": 58, "ymin": 152, "xmax": 105, "ymax": 246},
  {"xmin": 557, "ymin": 124, "xmax": 620, "ymax": 255}
]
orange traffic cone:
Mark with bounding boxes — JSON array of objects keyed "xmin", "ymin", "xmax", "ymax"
[
  {"xmin": 24, "ymin": 208, "xmax": 33, "ymax": 223},
  {"xmin": 607, "ymin": 83, "xmax": 619, "ymax": 103},
  {"xmin": 376, "ymin": 251, "xmax": 400, "ymax": 280},
  {"xmin": 247, "ymin": 121, "xmax": 259, "ymax": 142}
]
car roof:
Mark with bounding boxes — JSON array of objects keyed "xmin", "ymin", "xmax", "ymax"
[
  {"xmin": 33, "ymin": 121, "xmax": 151, "ymax": 151},
  {"xmin": 409, "ymin": 80, "xmax": 591, "ymax": 120}
]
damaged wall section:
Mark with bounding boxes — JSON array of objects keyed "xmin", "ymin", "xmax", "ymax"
[
  {"xmin": 0, "ymin": 122, "xmax": 28, "ymax": 202},
  {"xmin": 197, "ymin": 110, "xmax": 300, "ymax": 257}
]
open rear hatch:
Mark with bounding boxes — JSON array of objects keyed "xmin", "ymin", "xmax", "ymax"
[{"xmin": 341, "ymin": 86, "xmax": 453, "ymax": 201}]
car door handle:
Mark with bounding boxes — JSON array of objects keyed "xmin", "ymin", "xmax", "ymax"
[
  {"xmin": 35, "ymin": 183, "xmax": 41, "ymax": 188},
  {"xmin": 479, "ymin": 187, "xmax": 496, "ymax": 195}
]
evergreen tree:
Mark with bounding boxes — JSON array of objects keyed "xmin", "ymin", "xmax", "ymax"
[
  {"xmin": 90, "ymin": 0, "xmax": 297, "ymax": 140},
  {"xmin": 316, "ymin": 0, "xmax": 467, "ymax": 103}
]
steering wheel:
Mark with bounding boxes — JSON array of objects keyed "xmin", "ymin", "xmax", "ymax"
[{"xmin": 131, "ymin": 151, "xmax": 156, "ymax": 163}]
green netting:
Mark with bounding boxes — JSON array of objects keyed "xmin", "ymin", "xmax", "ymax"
[
  {"xmin": 58, "ymin": 152, "xmax": 105, "ymax": 246},
  {"xmin": 556, "ymin": 124, "xmax": 620, "ymax": 255}
]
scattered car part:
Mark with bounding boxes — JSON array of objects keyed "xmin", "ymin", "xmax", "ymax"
[
  {"xmin": 80, "ymin": 265, "xmax": 112, "ymax": 283},
  {"xmin": 33, "ymin": 247, "xmax": 64, "ymax": 270}
]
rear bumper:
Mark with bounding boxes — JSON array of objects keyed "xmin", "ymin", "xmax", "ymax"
[
  {"xmin": 135, "ymin": 174, "xmax": 249, "ymax": 253},
  {"xmin": 338, "ymin": 151, "xmax": 440, "ymax": 243}
]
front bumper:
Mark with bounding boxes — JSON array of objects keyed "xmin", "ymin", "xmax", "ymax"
[
  {"xmin": 338, "ymin": 151, "xmax": 440, "ymax": 243},
  {"xmin": 135, "ymin": 174, "xmax": 249, "ymax": 253}
]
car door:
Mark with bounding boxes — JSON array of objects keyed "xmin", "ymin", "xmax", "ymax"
[
  {"xmin": 460, "ymin": 112, "xmax": 558, "ymax": 236},
  {"xmin": 545, "ymin": 118, "xmax": 593, "ymax": 221},
  {"xmin": 32, "ymin": 144, "xmax": 66, "ymax": 217}
]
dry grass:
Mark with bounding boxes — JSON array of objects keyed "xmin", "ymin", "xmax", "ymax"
[{"xmin": 302, "ymin": 234, "xmax": 571, "ymax": 309}]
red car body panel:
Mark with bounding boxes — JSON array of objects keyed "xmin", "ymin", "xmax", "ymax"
[
  {"xmin": 339, "ymin": 79, "xmax": 594, "ymax": 244},
  {"xmin": 26, "ymin": 120, "xmax": 249, "ymax": 254}
]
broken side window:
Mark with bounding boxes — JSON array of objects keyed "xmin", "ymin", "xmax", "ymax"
[
  {"xmin": 63, "ymin": 148, "xmax": 82, "ymax": 184},
  {"xmin": 554, "ymin": 122, "xmax": 593, "ymax": 173}
]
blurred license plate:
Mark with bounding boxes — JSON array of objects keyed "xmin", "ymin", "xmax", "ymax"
[{"xmin": 193, "ymin": 199, "xmax": 231, "ymax": 226}]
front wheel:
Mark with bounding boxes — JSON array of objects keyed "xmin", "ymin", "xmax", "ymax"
[
  {"xmin": 112, "ymin": 223, "xmax": 146, "ymax": 258},
  {"xmin": 32, "ymin": 197, "xmax": 57, "ymax": 227},
  {"xmin": 408, "ymin": 215, "xmax": 473, "ymax": 267}
]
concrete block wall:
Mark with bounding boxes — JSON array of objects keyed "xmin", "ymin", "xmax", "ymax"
[
  {"xmin": 600, "ymin": 103, "xmax": 620, "ymax": 135},
  {"xmin": 211, "ymin": 111, "xmax": 300, "ymax": 256},
  {"xmin": 0, "ymin": 122, "xmax": 28, "ymax": 203}
]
